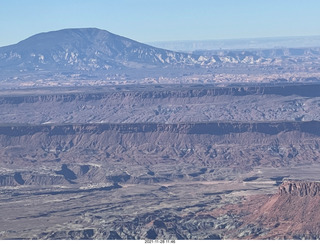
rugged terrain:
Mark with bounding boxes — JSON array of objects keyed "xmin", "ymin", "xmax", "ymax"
[
  {"xmin": 1, "ymin": 28, "xmax": 320, "ymax": 240},
  {"xmin": 1, "ymin": 118, "xmax": 320, "ymax": 239}
]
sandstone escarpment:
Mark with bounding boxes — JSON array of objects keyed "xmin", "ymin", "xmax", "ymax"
[
  {"xmin": 234, "ymin": 180, "xmax": 320, "ymax": 239},
  {"xmin": 279, "ymin": 180, "xmax": 320, "ymax": 197}
]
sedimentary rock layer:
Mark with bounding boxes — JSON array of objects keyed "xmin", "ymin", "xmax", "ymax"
[{"xmin": 1, "ymin": 84, "xmax": 320, "ymax": 124}]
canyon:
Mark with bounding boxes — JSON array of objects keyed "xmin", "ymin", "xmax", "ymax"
[
  {"xmin": 1, "ymin": 28, "xmax": 320, "ymax": 240},
  {"xmin": 1, "ymin": 88, "xmax": 320, "ymax": 239}
]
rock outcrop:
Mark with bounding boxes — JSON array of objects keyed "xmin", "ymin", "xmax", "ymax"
[
  {"xmin": 233, "ymin": 180, "xmax": 320, "ymax": 239},
  {"xmin": 279, "ymin": 180, "xmax": 320, "ymax": 197}
]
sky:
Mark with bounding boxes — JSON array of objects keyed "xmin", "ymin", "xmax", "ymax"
[{"xmin": 1, "ymin": 0, "xmax": 320, "ymax": 47}]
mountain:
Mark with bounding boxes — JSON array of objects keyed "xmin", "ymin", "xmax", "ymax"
[
  {"xmin": 1, "ymin": 28, "xmax": 320, "ymax": 89},
  {"xmin": 0, "ymin": 28, "xmax": 200, "ymax": 72}
]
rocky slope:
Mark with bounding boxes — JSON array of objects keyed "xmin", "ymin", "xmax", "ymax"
[
  {"xmin": 243, "ymin": 181, "xmax": 320, "ymax": 239},
  {"xmin": 198, "ymin": 180, "xmax": 320, "ymax": 240},
  {"xmin": 0, "ymin": 28, "xmax": 206, "ymax": 88}
]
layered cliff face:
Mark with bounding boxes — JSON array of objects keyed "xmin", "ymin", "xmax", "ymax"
[
  {"xmin": 1, "ymin": 84, "xmax": 320, "ymax": 124},
  {"xmin": 0, "ymin": 121, "xmax": 320, "ymax": 188}
]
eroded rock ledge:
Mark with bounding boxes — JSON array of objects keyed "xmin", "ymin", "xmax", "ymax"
[{"xmin": 0, "ymin": 120, "xmax": 320, "ymax": 137}]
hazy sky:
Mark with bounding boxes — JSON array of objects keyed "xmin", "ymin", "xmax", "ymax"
[{"xmin": 1, "ymin": 0, "xmax": 320, "ymax": 46}]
